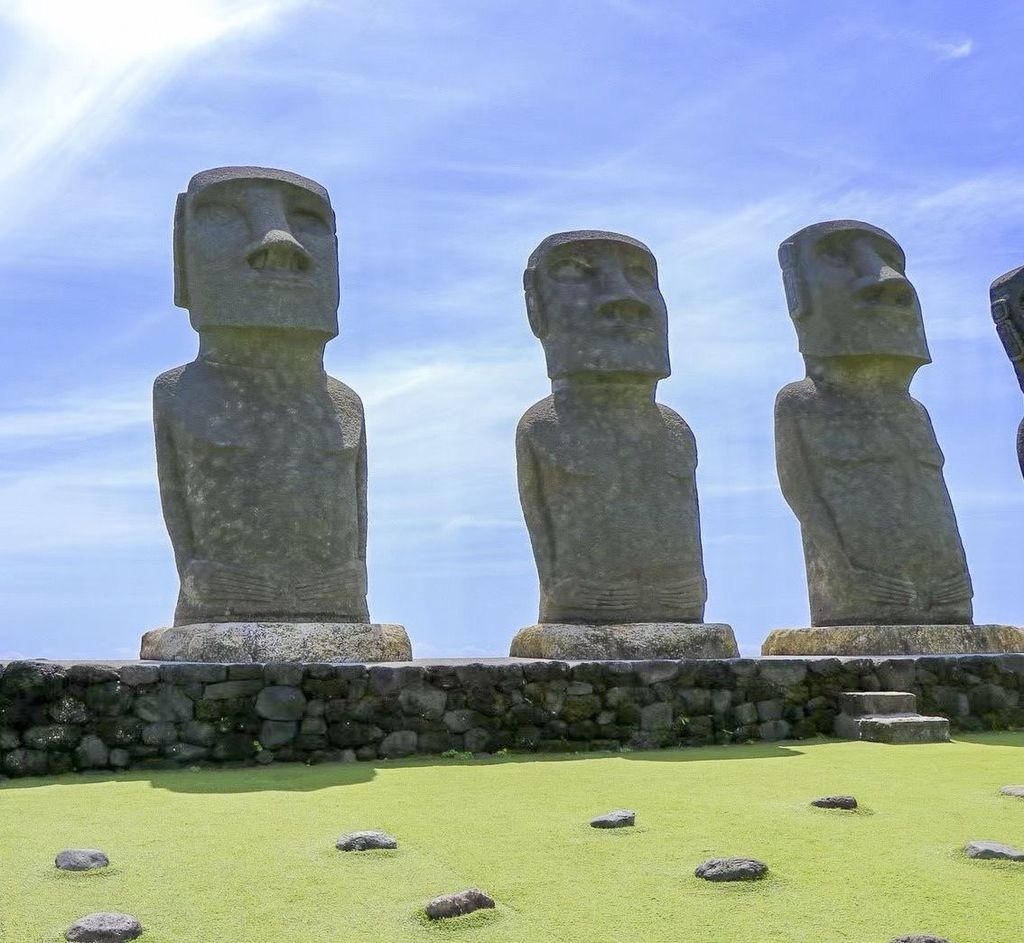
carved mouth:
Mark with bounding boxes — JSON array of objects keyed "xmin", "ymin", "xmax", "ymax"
[
  {"xmin": 856, "ymin": 279, "xmax": 915, "ymax": 309},
  {"xmin": 248, "ymin": 248, "xmax": 310, "ymax": 273}
]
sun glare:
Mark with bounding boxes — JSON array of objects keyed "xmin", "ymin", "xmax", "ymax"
[{"xmin": 7, "ymin": 0, "xmax": 286, "ymax": 60}]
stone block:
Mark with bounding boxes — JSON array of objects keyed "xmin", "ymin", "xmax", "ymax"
[
  {"xmin": 255, "ymin": 686, "xmax": 306, "ymax": 721},
  {"xmin": 640, "ymin": 701, "xmax": 673, "ymax": 731},
  {"xmin": 260, "ymin": 720, "xmax": 298, "ymax": 749},
  {"xmin": 379, "ymin": 730, "xmax": 417, "ymax": 758}
]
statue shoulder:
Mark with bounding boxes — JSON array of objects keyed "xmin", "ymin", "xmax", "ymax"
[
  {"xmin": 775, "ymin": 378, "xmax": 819, "ymax": 420},
  {"xmin": 325, "ymin": 375, "xmax": 365, "ymax": 419},
  {"xmin": 152, "ymin": 365, "xmax": 189, "ymax": 416},
  {"xmin": 656, "ymin": 403, "xmax": 695, "ymax": 441},
  {"xmin": 516, "ymin": 395, "xmax": 557, "ymax": 443}
]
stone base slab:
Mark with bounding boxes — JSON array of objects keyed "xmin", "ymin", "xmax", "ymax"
[
  {"xmin": 762, "ymin": 623, "xmax": 1024, "ymax": 657},
  {"xmin": 509, "ymin": 622, "xmax": 739, "ymax": 660},
  {"xmin": 140, "ymin": 622, "xmax": 412, "ymax": 663}
]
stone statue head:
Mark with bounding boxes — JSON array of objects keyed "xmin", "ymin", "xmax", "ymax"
[
  {"xmin": 778, "ymin": 219, "xmax": 930, "ymax": 364},
  {"xmin": 173, "ymin": 166, "xmax": 339, "ymax": 337},
  {"xmin": 990, "ymin": 264, "xmax": 1024, "ymax": 393},
  {"xmin": 523, "ymin": 230, "xmax": 670, "ymax": 380}
]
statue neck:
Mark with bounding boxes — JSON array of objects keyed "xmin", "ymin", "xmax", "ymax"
[
  {"xmin": 197, "ymin": 328, "xmax": 327, "ymax": 374},
  {"xmin": 552, "ymin": 373, "xmax": 658, "ymax": 408},
  {"xmin": 805, "ymin": 355, "xmax": 918, "ymax": 396}
]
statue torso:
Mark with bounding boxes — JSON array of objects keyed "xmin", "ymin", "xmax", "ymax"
[
  {"xmin": 520, "ymin": 393, "xmax": 706, "ymax": 622},
  {"xmin": 778, "ymin": 377, "xmax": 970, "ymax": 622},
  {"xmin": 155, "ymin": 360, "xmax": 366, "ymax": 622}
]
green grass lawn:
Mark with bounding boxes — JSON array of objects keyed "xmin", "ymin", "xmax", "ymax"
[{"xmin": 1, "ymin": 735, "xmax": 1022, "ymax": 942}]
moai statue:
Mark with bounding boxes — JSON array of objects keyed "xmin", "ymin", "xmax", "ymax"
[
  {"xmin": 990, "ymin": 265, "xmax": 1024, "ymax": 477},
  {"xmin": 763, "ymin": 219, "xmax": 1024, "ymax": 655},
  {"xmin": 508, "ymin": 230, "xmax": 737, "ymax": 659},
  {"xmin": 140, "ymin": 166, "xmax": 410, "ymax": 662}
]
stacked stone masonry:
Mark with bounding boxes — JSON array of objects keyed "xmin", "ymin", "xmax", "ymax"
[{"xmin": 1, "ymin": 656, "xmax": 1022, "ymax": 778}]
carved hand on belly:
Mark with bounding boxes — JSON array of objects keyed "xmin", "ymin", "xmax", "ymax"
[
  {"xmin": 183, "ymin": 558, "xmax": 364, "ymax": 611},
  {"xmin": 656, "ymin": 574, "xmax": 706, "ymax": 610},
  {"xmin": 845, "ymin": 564, "xmax": 917, "ymax": 606},
  {"xmin": 930, "ymin": 572, "xmax": 973, "ymax": 606},
  {"xmin": 550, "ymin": 577, "xmax": 640, "ymax": 613}
]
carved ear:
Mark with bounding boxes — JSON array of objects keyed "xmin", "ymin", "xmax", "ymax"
[
  {"xmin": 992, "ymin": 298, "xmax": 1024, "ymax": 361},
  {"xmin": 524, "ymin": 270, "xmax": 547, "ymax": 338},
  {"xmin": 172, "ymin": 192, "xmax": 188, "ymax": 309},
  {"xmin": 778, "ymin": 241, "xmax": 806, "ymax": 321}
]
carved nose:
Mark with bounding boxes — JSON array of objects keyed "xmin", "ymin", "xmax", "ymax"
[
  {"xmin": 247, "ymin": 230, "xmax": 311, "ymax": 273},
  {"xmin": 598, "ymin": 298, "xmax": 651, "ymax": 319},
  {"xmin": 854, "ymin": 274, "xmax": 914, "ymax": 308}
]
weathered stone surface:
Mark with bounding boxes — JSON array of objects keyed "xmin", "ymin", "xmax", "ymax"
[
  {"xmin": 764, "ymin": 624, "xmax": 1024, "ymax": 656},
  {"xmin": 511, "ymin": 623, "xmax": 738, "ymax": 660},
  {"xmin": 964, "ymin": 840, "xmax": 1024, "ymax": 861},
  {"xmin": 56, "ymin": 849, "xmax": 109, "ymax": 871},
  {"xmin": 424, "ymin": 888, "xmax": 495, "ymax": 920},
  {"xmin": 148, "ymin": 165, "xmax": 408, "ymax": 661},
  {"xmin": 134, "ymin": 684, "xmax": 193, "ymax": 722},
  {"xmin": 255, "ymin": 685, "xmax": 306, "ymax": 720},
  {"xmin": 990, "ymin": 264, "xmax": 1024, "ymax": 478},
  {"xmin": 379, "ymin": 730, "xmax": 417, "ymax": 758},
  {"xmin": 65, "ymin": 913, "xmax": 142, "ymax": 941},
  {"xmin": 398, "ymin": 683, "xmax": 447, "ymax": 720},
  {"xmin": 811, "ymin": 795, "xmax": 857, "ymax": 810},
  {"xmin": 336, "ymin": 830, "xmax": 397, "ymax": 851},
  {"xmin": 259, "ymin": 720, "xmax": 297, "ymax": 749},
  {"xmin": 695, "ymin": 857, "xmax": 768, "ymax": 882},
  {"xmin": 999, "ymin": 785, "xmax": 1024, "ymax": 798},
  {"xmin": 514, "ymin": 230, "xmax": 733, "ymax": 656},
  {"xmin": 590, "ymin": 809, "xmax": 635, "ymax": 828},
  {"xmin": 775, "ymin": 220, "xmax": 976, "ymax": 636},
  {"xmin": 142, "ymin": 622, "xmax": 411, "ymax": 663},
  {"xmin": 74, "ymin": 736, "xmax": 109, "ymax": 769}
]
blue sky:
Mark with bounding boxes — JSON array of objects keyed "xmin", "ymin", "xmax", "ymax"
[{"xmin": 1, "ymin": 0, "xmax": 1023, "ymax": 659}]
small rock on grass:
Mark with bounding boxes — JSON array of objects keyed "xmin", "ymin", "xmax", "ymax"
[
  {"xmin": 424, "ymin": 888, "xmax": 495, "ymax": 920},
  {"xmin": 964, "ymin": 839, "xmax": 1024, "ymax": 861},
  {"xmin": 590, "ymin": 809, "xmax": 635, "ymax": 829},
  {"xmin": 65, "ymin": 912, "xmax": 142, "ymax": 942},
  {"xmin": 336, "ymin": 830, "xmax": 397, "ymax": 851},
  {"xmin": 811, "ymin": 795, "xmax": 857, "ymax": 810},
  {"xmin": 999, "ymin": 785, "xmax": 1024, "ymax": 798},
  {"xmin": 56, "ymin": 849, "xmax": 109, "ymax": 871},
  {"xmin": 889, "ymin": 936, "xmax": 951, "ymax": 943},
  {"xmin": 695, "ymin": 857, "xmax": 768, "ymax": 882}
]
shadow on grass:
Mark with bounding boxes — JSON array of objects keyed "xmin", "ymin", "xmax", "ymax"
[
  {"xmin": 0, "ymin": 740, "xmax": 806, "ymax": 795},
  {"xmin": 951, "ymin": 731, "xmax": 1024, "ymax": 748}
]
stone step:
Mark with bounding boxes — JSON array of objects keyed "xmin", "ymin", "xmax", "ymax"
[
  {"xmin": 839, "ymin": 691, "xmax": 918, "ymax": 716},
  {"xmin": 835, "ymin": 712, "xmax": 950, "ymax": 744}
]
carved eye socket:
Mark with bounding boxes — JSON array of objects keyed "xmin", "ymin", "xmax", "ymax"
[
  {"xmin": 194, "ymin": 202, "xmax": 242, "ymax": 225},
  {"xmin": 289, "ymin": 209, "xmax": 330, "ymax": 236},
  {"xmin": 626, "ymin": 263, "xmax": 655, "ymax": 287},
  {"xmin": 819, "ymin": 242, "xmax": 849, "ymax": 265},
  {"xmin": 548, "ymin": 258, "xmax": 591, "ymax": 282}
]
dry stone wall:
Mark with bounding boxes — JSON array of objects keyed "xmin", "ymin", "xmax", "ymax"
[{"xmin": 0, "ymin": 655, "xmax": 1022, "ymax": 778}]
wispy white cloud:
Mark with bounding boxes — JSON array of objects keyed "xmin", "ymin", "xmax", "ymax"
[
  {"xmin": 0, "ymin": 385, "xmax": 150, "ymax": 448},
  {"xmin": 930, "ymin": 38, "xmax": 974, "ymax": 60},
  {"xmin": 0, "ymin": 0, "xmax": 301, "ymax": 237}
]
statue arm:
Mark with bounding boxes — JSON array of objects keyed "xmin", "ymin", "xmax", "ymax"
[
  {"xmin": 776, "ymin": 393, "xmax": 916, "ymax": 605},
  {"xmin": 153, "ymin": 381, "xmax": 195, "ymax": 578},
  {"xmin": 357, "ymin": 411, "xmax": 368, "ymax": 565},
  {"xmin": 516, "ymin": 422, "xmax": 555, "ymax": 588},
  {"xmin": 775, "ymin": 395, "xmax": 852, "ymax": 569}
]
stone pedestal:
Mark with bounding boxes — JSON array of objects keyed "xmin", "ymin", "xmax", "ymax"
[
  {"xmin": 509, "ymin": 622, "xmax": 738, "ymax": 660},
  {"xmin": 140, "ymin": 622, "xmax": 411, "ymax": 663},
  {"xmin": 762, "ymin": 624, "xmax": 1024, "ymax": 657}
]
